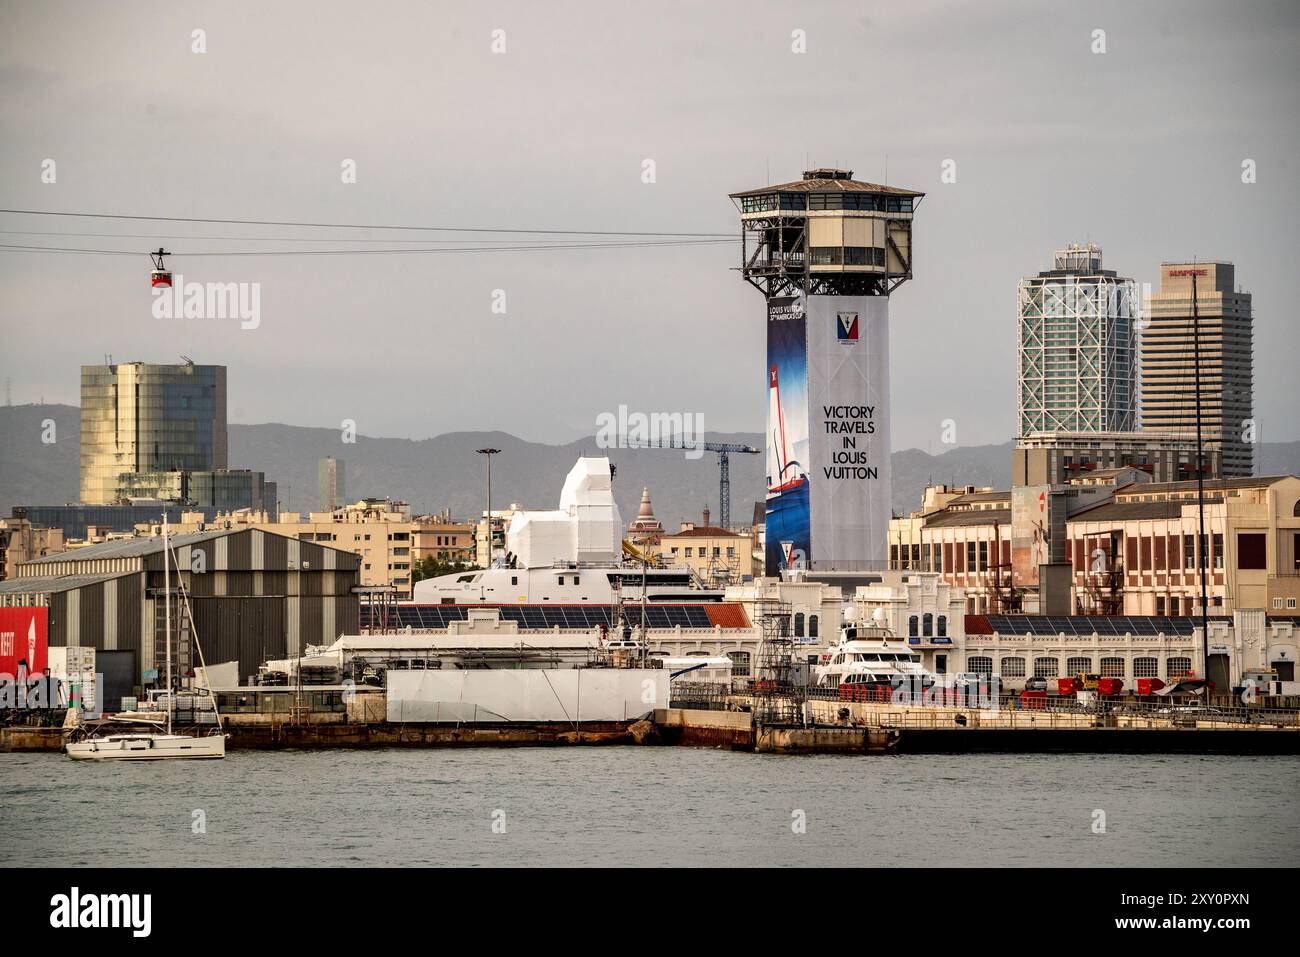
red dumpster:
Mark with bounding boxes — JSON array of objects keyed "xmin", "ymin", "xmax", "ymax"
[
  {"xmin": 1057, "ymin": 677, "xmax": 1076, "ymax": 695},
  {"xmin": 1019, "ymin": 689, "xmax": 1047, "ymax": 710},
  {"xmin": 1097, "ymin": 677, "xmax": 1124, "ymax": 695},
  {"xmin": 1137, "ymin": 677, "xmax": 1166, "ymax": 696}
]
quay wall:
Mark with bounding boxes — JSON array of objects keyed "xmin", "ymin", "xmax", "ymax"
[{"xmin": 654, "ymin": 707, "xmax": 753, "ymax": 749}]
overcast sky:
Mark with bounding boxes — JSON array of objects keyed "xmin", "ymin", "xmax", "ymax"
[{"xmin": 1, "ymin": 0, "xmax": 1297, "ymax": 455}]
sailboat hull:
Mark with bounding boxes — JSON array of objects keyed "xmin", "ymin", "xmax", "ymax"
[{"xmin": 65, "ymin": 733, "xmax": 227, "ymax": 761}]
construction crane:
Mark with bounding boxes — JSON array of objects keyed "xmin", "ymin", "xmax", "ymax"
[{"xmin": 628, "ymin": 439, "xmax": 760, "ymax": 530}]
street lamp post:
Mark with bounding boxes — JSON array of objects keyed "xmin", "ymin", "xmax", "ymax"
[{"xmin": 476, "ymin": 448, "xmax": 501, "ymax": 566}]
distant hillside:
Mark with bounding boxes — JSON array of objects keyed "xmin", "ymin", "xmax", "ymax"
[{"xmin": 3, "ymin": 404, "xmax": 1298, "ymax": 527}]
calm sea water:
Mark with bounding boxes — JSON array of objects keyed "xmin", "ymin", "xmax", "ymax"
[{"xmin": 2, "ymin": 749, "xmax": 1298, "ymax": 867}]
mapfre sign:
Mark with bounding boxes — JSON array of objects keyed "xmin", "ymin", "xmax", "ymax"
[{"xmin": 0, "ymin": 607, "xmax": 49, "ymax": 676}]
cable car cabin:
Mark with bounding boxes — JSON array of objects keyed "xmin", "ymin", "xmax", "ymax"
[{"xmin": 151, "ymin": 269, "xmax": 172, "ymax": 288}]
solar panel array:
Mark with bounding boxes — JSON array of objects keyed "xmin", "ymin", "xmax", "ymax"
[
  {"xmin": 983, "ymin": 616, "xmax": 1225, "ymax": 637},
  {"xmin": 360, "ymin": 604, "xmax": 716, "ymax": 631}
]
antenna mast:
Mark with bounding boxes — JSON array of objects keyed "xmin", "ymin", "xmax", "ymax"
[
  {"xmin": 1192, "ymin": 270, "xmax": 1210, "ymax": 690},
  {"xmin": 163, "ymin": 513, "xmax": 173, "ymax": 735}
]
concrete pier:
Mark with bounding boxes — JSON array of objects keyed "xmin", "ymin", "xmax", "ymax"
[{"xmin": 6, "ymin": 692, "xmax": 1297, "ymax": 755}]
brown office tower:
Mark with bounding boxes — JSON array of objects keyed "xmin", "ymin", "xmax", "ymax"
[{"xmin": 1141, "ymin": 262, "xmax": 1254, "ymax": 477}]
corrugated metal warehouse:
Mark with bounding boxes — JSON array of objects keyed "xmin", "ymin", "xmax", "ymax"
[{"xmin": 0, "ymin": 528, "xmax": 360, "ymax": 706}]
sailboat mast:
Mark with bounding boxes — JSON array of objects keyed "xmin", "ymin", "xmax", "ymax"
[
  {"xmin": 1191, "ymin": 271, "xmax": 1210, "ymax": 689},
  {"xmin": 163, "ymin": 513, "xmax": 173, "ymax": 734}
]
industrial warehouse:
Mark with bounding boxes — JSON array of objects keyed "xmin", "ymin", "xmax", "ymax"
[{"xmin": 0, "ymin": 527, "xmax": 360, "ymax": 707}]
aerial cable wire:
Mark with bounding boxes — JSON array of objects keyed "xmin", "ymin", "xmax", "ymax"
[
  {"xmin": 0, "ymin": 229, "xmax": 710, "ymax": 245},
  {"xmin": 0, "ymin": 239, "xmax": 735, "ymax": 257},
  {"xmin": 0, "ymin": 208, "xmax": 734, "ymax": 239}
]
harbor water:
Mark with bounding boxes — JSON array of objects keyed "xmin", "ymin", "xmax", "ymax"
[{"xmin": 2, "ymin": 749, "xmax": 1298, "ymax": 867}]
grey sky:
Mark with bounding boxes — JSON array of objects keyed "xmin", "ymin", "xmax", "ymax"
[{"xmin": 2, "ymin": 0, "xmax": 1297, "ymax": 454}]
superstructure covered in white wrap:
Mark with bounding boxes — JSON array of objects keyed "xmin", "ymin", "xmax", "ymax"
[
  {"xmin": 412, "ymin": 457, "xmax": 724, "ymax": 605},
  {"xmin": 507, "ymin": 456, "xmax": 621, "ymax": 568}
]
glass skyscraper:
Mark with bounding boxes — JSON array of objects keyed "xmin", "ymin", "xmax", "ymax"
[
  {"xmin": 1017, "ymin": 244, "xmax": 1137, "ymax": 436},
  {"xmin": 80, "ymin": 362, "xmax": 228, "ymax": 504}
]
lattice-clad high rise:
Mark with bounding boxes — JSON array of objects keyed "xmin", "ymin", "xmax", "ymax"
[{"xmin": 1017, "ymin": 244, "xmax": 1137, "ymax": 437}]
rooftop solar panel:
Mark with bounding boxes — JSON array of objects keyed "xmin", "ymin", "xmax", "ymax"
[
  {"xmin": 965, "ymin": 614, "xmax": 1228, "ymax": 638},
  {"xmin": 360, "ymin": 603, "xmax": 721, "ymax": 632}
]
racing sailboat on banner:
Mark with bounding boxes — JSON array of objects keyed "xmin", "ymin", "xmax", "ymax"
[{"xmin": 766, "ymin": 363, "xmax": 809, "ymax": 570}]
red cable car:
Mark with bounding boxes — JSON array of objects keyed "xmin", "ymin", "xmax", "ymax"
[{"xmin": 150, "ymin": 247, "xmax": 172, "ymax": 288}]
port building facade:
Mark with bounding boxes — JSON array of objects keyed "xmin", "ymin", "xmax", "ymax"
[{"xmin": 887, "ymin": 475, "xmax": 1300, "ymax": 618}]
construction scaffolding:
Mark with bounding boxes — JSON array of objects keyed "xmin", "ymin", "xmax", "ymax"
[{"xmin": 750, "ymin": 598, "xmax": 802, "ymax": 725}]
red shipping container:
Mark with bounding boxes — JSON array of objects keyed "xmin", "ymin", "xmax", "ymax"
[{"xmin": 0, "ymin": 607, "xmax": 49, "ymax": 680}]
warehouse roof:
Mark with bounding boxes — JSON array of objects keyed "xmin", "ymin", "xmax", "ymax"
[
  {"xmin": 26, "ymin": 529, "xmax": 235, "ymax": 563},
  {"xmin": 0, "ymin": 571, "xmax": 130, "ymax": 594},
  {"xmin": 923, "ymin": 508, "xmax": 1011, "ymax": 529},
  {"xmin": 1071, "ymin": 499, "xmax": 1222, "ymax": 523},
  {"xmin": 1117, "ymin": 475, "xmax": 1292, "ymax": 497}
]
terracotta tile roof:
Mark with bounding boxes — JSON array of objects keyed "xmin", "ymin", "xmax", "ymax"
[
  {"xmin": 705, "ymin": 604, "xmax": 751, "ymax": 629},
  {"xmin": 664, "ymin": 526, "xmax": 746, "ymax": 538}
]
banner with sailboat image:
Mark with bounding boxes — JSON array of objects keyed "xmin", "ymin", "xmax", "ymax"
[{"xmin": 766, "ymin": 296, "xmax": 810, "ymax": 574}]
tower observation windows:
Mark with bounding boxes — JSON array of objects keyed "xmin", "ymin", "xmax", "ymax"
[
  {"xmin": 810, "ymin": 247, "xmax": 885, "ymax": 267},
  {"xmin": 807, "ymin": 193, "xmax": 913, "ymax": 212},
  {"xmin": 740, "ymin": 193, "xmax": 808, "ymax": 212}
]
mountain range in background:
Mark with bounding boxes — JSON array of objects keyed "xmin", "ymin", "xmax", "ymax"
[{"xmin": 3, "ymin": 403, "xmax": 1299, "ymax": 531}]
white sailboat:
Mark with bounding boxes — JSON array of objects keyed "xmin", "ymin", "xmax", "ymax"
[{"xmin": 66, "ymin": 516, "xmax": 227, "ymax": 760}]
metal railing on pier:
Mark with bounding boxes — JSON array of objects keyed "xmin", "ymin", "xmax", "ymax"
[{"xmin": 668, "ymin": 681, "xmax": 1300, "ymax": 730}]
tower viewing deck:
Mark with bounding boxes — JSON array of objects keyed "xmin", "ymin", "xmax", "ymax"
[{"xmin": 730, "ymin": 168, "xmax": 924, "ymax": 298}]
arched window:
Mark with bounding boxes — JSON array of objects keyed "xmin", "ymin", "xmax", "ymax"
[
  {"xmin": 1100, "ymin": 657, "xmax": 1125, "ymax": 677},
  {"xmin": 794, "ymin": 612, "xmax": 805, "ymax": 637},
  {"xmin": 1033, "ymin": 656, "xmax": 1059, "ymax": 678},
  {"xmin": 1133, "ymin": 657, "xmax": 1158, "ymax": 678},
  {"xmin": 727, "ymin": 651, "xmax": 751, "ymax": 677},
  {"xmin": 1167, "ymin": 656, "xmax": 1193, "ymax": 679},
  {"xmin": 968, "ymin": 655, "xmax": 994, "ymax": 675},
  {"xmin": 908, "ymin": 615, "xmax": 919, "ymax": 637},
  {"xmin": 1000, "ymin": 657, "xmax": 1026, "ymax": 677},
  {"xmin": 937, "ymin": 615, "xmax": 947, "ymax": 637},
  {"xmin": 922, "ymin": 613, "xmax": 933, "ymax": 637},
  {"xmin": 808, "ymin": 614, "xmax": 819, "ymax": 638},
  {"xmin": 1067, "ymin": 656, "xmax": 1093, "ymax": 676}
]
